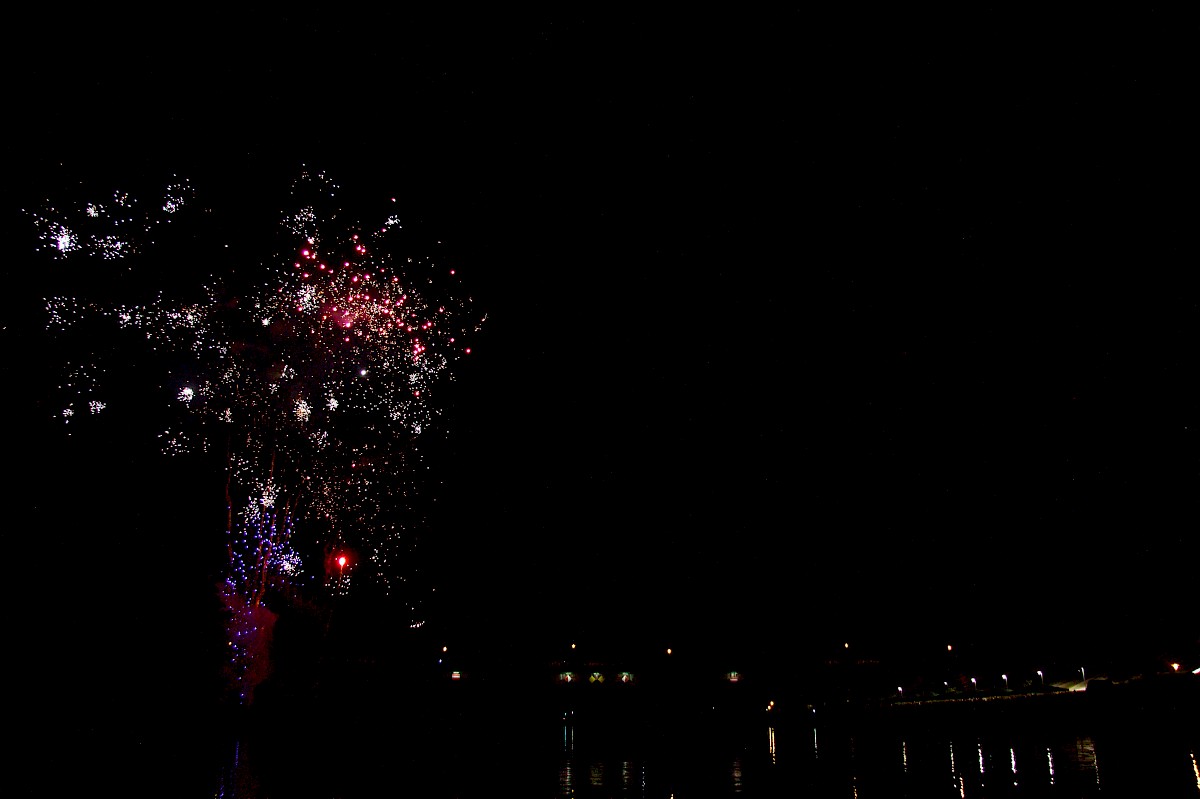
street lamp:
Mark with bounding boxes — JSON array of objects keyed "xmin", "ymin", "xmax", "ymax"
[
  {"xmin": 1002, "ymin": 674, "xmax": 1009, "ymax": 691},
  {"xmin": 1080, "ymin": 666, "xmax": 1086, "ymax": 684},
  {"xmin": 897, "ymin": 686, "xmax": 903, "ymax": 699},
  {"xmin": 1037, "ymin": 670, "xmax": 1044, "ymax": 687},
  {"xmin": 971, "ymin": 677, "xmax": 977, "ymax": 691}
]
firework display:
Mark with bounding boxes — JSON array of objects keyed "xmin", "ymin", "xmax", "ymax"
[{"xmin": 31, "ymin": 169, "xmax": 484, "ymax": 701}]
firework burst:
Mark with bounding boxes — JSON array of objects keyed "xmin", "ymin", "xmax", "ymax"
[{"xmin": 32, "ymin": 168, "xmax": 485, "ymax": 702}]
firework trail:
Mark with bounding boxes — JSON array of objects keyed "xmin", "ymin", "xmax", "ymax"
[{"xmin": 30, "ymin": 168, "xmax": 485, "ymax": 702}]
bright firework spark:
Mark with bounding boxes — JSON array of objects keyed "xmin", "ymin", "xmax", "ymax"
[{"xmin": 32, "ymin": 168, "xmax": 485, "ymax": 702}]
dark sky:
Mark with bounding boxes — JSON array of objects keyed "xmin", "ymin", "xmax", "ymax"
[{"xmin": 6, "ymin": 9, "xmax": 1196, "ymax": 673}]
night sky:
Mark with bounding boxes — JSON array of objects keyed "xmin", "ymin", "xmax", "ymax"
[{"xmin": 6, "ymin": 8, "xmax": 1196, "ymax": 689}]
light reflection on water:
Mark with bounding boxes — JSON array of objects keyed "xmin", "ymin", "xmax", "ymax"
[
  {"xmin": 563, "ymin": 716, "xmax": 1195, "ymax": 799},
  {"xmin": 204, "ymin": 709, "xmax": 1199, "ymax": 798}
]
